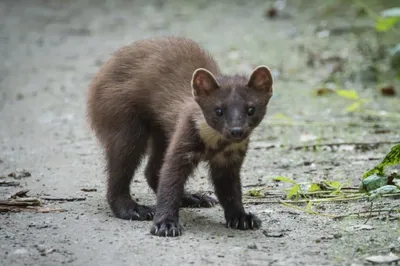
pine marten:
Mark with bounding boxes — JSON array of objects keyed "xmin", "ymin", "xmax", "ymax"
[{"xmin": 87, "ymin": 36, "xmax": 274, "ymax": 237}]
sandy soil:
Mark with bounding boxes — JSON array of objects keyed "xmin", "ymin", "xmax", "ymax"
[{"xmin": 1, "ymin": 0, "xmax": 400, "ymax": 265}]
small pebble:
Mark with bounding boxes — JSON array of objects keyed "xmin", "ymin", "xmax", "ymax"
[
  {"xmin": 13, "ymin": 248, "xmax": 28, "ymax": 255},
  {"xmin": 247, "ymin": 244, "xmax": 258, "ymax": 250}
]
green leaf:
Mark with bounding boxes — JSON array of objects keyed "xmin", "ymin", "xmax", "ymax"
[
  {"xmin": 376, "ymin": 17, "xmax": 400, "ymax": 32},
  {"xmin": 346, "ymin": 101, "xmax": 362, "ymax": 112},
  {"xmin": 306, "ymin": 200, "xmax": 313, "ymax": 211},
  {"xmin": 308, "ymin": 183, "xmax": 322, "ymax": 192},
  {"xmin": 363, "ymin": 167, "xmax": 384, "ymax": 179},
  {"xmin": 360, "ymin": 174, "xmax": 389, "ymax": 192},
  {"xmin": 273, "ymin": 176, "xmax": 304, "ymax": 199},
  {"xmin": 381, "ymin": 8, "xmax": 400, "ymax": 18},
  {"xmin": 273, "ymin": 176, "xmax": 297, "ymax": 184},
  {"xmin": 247, "ymin": 188, "xmax": 263, "ymax": 197},
  {"xmin": 346, "ymin": 99, "xmax": 370, "ymax": 113},
  {"xmin": 287, "ymin": 184, "xmax": 301, "ymax": 199},
  {"xmin": 336, "ymin": 89, "xmax": 359, "ymax": 100},
  {"xmin": 363, "ymin": 144, "xmax": 400, "ymax": 179}
]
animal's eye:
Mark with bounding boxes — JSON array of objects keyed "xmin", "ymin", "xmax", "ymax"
[
  {"xmin": 247, "ymin": 107, "xmax": 256, "ymax": 116},
  {"xmin": 215, "ymin": 108, "xmax": 223, "ymax": 117}
]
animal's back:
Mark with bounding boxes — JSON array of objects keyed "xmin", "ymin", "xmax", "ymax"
[{"xmin": 87, "ymin": 36, "xmax": 221, "ymax": 142}]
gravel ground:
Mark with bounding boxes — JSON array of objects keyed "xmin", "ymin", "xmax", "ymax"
[{"xmin": 1, "ymin": 1, "xmax": 400, "ymax": 265}]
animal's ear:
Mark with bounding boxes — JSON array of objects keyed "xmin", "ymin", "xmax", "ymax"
[
  {"xmin": 191, "ymin": 68, "xmax": 220, "ymax": 97},
  {"xmin": 247, "ymin": 65, "xmax": 273, "ymax": 96}
]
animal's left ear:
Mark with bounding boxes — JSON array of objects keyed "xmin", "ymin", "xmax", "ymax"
[{"xmin": 247, "ymin": 65, "xmax": 274, "ymax": 96}]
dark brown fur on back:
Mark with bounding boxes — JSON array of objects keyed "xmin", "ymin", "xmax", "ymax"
[
  {"xmin": 86, "ymin": 36, "xmax": 274, "ymax": 237},
  {"xmin": 87, "ymin": 37, "xmax": 220, "ymax": 142}
]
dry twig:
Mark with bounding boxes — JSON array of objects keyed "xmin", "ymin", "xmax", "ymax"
[
  {"xmin": 40, "ymin": 196, "xmax": 86, "ymax": 202},
  {"xmin": 289, "ymin": 141, "xmax": 399, "ymax": 151},
  {"xmin": 0, "ymin": 180, "xmax": 20, "ymax": 187}
]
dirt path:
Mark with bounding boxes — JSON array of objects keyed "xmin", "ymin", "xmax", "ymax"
[{"xmin": 1, "ymin": 1, "xmax": 399, "ymax": 265}]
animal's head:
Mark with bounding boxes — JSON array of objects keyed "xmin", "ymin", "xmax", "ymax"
[{"xmin": 191, "ymin": 65, "xmax": 274, "ymax": 142}]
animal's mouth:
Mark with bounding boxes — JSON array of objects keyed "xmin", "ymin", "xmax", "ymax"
[{"xmin": 224, "ymin": 133, "xmax": 249, "ymax": 143}]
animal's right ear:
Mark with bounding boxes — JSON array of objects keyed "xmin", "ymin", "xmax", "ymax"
[{"xmin": 191, "ymin": 68, "xmax": 220, "ymax": 97}]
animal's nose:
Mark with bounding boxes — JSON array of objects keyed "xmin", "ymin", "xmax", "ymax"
[{"xmin": 230, "ymin": 127, "xmax": 244, "ymax": 138}]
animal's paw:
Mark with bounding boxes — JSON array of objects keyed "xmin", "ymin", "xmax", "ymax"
[
  {"xmin": 181, "ymin": 192, "xmax": 218, "ymax": 208},
  {"xmin": 150, "ymin": 217, "xmax": 183, "ymax": 237},
  {"xmin": 225, "ymin": 212, "xmax": 261, "ymax": 230},
  {"xmin": 133, "ymin": 205, "xmax": 155, "ymax": 220},
  {"xmin": 110, "ymin": 198, "xmax": 154, "ymax": 221}
]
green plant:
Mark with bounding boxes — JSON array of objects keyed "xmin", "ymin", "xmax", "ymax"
[
  {"xmin": 361, "ymin": 144, "xmax": 400, "ymax": 200},
  {"xmin": 363, "ymin": 143, "xmax": 400, "ymax": 178},
  {"xmin": 375, "ymin": 8, "xmax": 400, "ymax": 32},
  {"xmin": 273, "ymin": 176, "xmax": 303, "ymax": 200}
]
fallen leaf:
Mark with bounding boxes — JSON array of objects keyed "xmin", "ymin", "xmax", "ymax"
[
  {"xmin": 316, "ymin": 88, "xmax": 335, "ymax": 96},
  {"xmin": 265, "ymin": 7, "xmax": 278, "ymax": 18},
  {"xmin": 336, "ymin": 89, "xmax": 359, "ymax": 100},
  {"xmin": 379, "ymin": 85, "xmax": 396, "ymax": 96}
]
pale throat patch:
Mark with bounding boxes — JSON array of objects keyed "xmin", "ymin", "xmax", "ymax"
[
  {"xmin": 195, "ymin": 120, "xmax": 249, "ymax": 166},
  {"xmin": 197, "ymin": 121, "xmax": 224, "ymax": 149}
]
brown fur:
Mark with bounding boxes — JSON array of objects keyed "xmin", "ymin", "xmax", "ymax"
[{"xmin": 86, "ymin": 36, "xmax": 274, "ymax": 237}]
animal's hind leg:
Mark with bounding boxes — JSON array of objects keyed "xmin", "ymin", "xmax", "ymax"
[
  {"xmin": 105, "ymin": 122, "xmax": 154, "ymax": 221},
  {"xmin": 181, "ymin": 192, "xmax": 218, "ymax": 208},
  {"xmin": 144, "ymin": 128, "xmax": 168, "ymax": 193}
]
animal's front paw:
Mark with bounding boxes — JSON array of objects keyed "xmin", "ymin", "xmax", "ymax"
[
  {"xmin": 150, "ymin": 217, "xmax": 183, "ymax": 237},
  {"xmin": 226, "ymin": 212, "xmax": 261, "ymax": 230}
]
